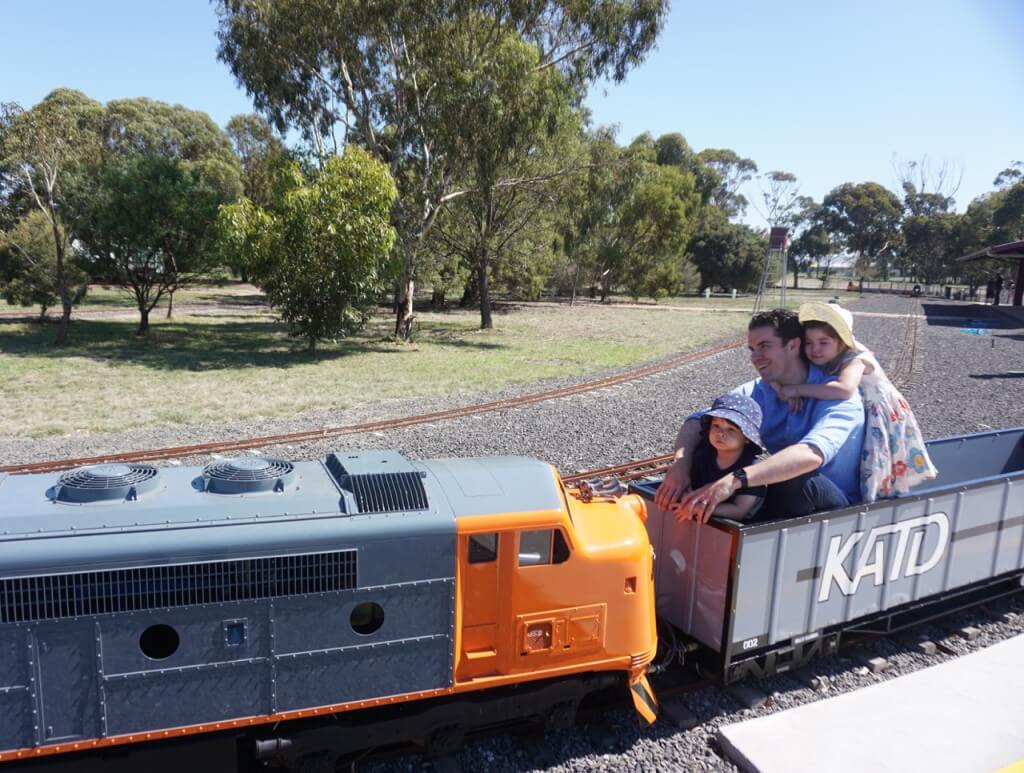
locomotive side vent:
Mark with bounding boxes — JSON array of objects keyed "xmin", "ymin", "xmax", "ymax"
[
  {"xmin": 52, "ymin": 463, "xmax": 160, "ymax": 504},
  {"xmin": 202, "ymin": 457, "xmax": 296, "ymax": 494},
  {"xmin": 0, "ymin": 549, "xmax": 357, "ymax": 624},
  {"xmin": 348, "ymin": 471, "xmax": 429, "ymax": 513}
]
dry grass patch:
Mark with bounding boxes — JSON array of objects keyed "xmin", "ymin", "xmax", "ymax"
[{"xmin": 0, "ymin": 301, "xmax": 746, "ymax": 439}]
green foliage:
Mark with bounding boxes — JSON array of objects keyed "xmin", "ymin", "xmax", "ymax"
[
  {"xmin": 993, "ymin": 181, "xmax": 1024, "ymax": 242},
  {"xmin": 0, "ymin": 210, "xmax": 87, "ymax": 315},
  {"xmin": 0, "ymin": 89, "xmax": 103, "ymax": 342},
  {"xmin": 225, "ymin": 113, "xmax": 294, "ymax": 211},
  {"xmin": 820, "ymin": 182, "xmax": 903, "ymax": 277},
  {"xmin": 689, "ymin": 209, "xmax": 765, "ymax": 291},
  {"xmin": 788, "ymin": 223, "xmax": 835, "ymax": 285},
  {"xmin": 215, "ymin": 0, "xmax": 668, "ymax": 335},
  {"xmin": 993, "ymin": 161, "xmax": 1023, "ymax": 190},
  {"xmin": 219, "ymin": 148, "xmax": 397, "ymax": 348},
  {"xmin": 76, "ymin": 147, "xmax": 243, "ymax": 332},
  {"xmin": 696, "ymin": 148, "xmax": 758, "ymax": 216},
  {"xmin": 901, "ymin": 211, "xmax": 959, "ymax": 283},
  {"xmin": 102, "ymin": 98, "xmax": 239, "ymax": 166}
]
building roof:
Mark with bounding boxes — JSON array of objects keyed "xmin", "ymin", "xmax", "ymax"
[{"xmin": 958, "ymin": 239, "xmax": 1024, "ymax": 262}]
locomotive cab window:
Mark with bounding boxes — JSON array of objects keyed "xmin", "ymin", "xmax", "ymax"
[
  {"xmin": 518, "ymin": 529, "xmax": 570, "ymax": 567},
  {"xmin": 468, "ymin": 533, "xmax": 498, "ymax": 563}
]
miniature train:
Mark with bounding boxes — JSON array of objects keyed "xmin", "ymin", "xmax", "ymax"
[
  {"xmin": 0, "ymin": 450, "xmax": 657, "ymax": 771},
  {"xmin": 1, "ymin": 428, "xmax": 1022, "ymax": 771}
]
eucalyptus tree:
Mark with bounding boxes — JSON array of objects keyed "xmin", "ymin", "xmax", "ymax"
[
  {"xmin": 77, "ymin": 152, "xmax": 242, "ymax": 333},
  {"xmin": 788, "ymin": 224, "xmax": 835, "ymax": 286},
  {"xmin": 820, "ymin": 182, "xmax": 903, "ymax": 280},
  {"xmin": 225, "ymin": 113, "xmax": 292, "ymax": 210},
  {"xmin": 74, "ymin": 99, "xmax": 243, "ymax": 330},
  {"xmin": 0, "ymin": 89, "xmax": 102, "ymax": 344},
  {"xmin": 696, "ymin": 148, "xmax": 758, "ymax": 217},
  {"xmin": 431, "ymin": 29, "xmax": 583, "ymax": 329},
  {"xmin": 689, "ymin": 209, "xmax": 764, "ymax": 292},
  {"xmin": 215, "ymin": 0, "xmax": 668, "ymax": 339},
  {"xmin": 0, "ymin": 210, "xmax": 88, "ymax": 318},
  {"xmin": 591, "ymin": 157, "xmax": 700, "ymax": 301}
]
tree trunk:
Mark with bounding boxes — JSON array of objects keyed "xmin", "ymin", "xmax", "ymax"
[
  {"xmin": 49, "ymin": 204, "xmax": 71, "ymax": 347},
  {"xmin": 478, "ymin": 259, "xmax": 492, "ymax": 330},
  {"xmin": 55, "ymin": 297, "xmax": 72, "ymax": 345},
  {"xmin": 431, "ymin": 287, "xmax": 446, "ymax": 308},
  {"xmin": 137, "ymin": 306, "xmax": 150, "ymax": 335},
  {"xmin": 569, "ymin": 264, "xmax": 580, "ymax": 307},
  {"xmin": 599, "ymin": 275, "xmax": 610, "ymax": 303},
  {"xmin": 393, "ymin": 276, "xmax": 415, "ymax": 341},
  {"xmin": 460, "ymin": 278, "xmax": 478, "ymax": 308},
  {"xmin": 166, "ymin": 288, "xmax": 175, "ymax": 319},
  {"xmin": 792, "ymin": 262, "xmax": 799, "ymax": 289}
]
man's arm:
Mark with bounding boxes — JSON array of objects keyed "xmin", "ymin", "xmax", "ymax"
[
  {"xmin": 653, "ymin": 418, "xmax": 702, "ymax": 509},
  {"xmin": 678, "ymin": 443, "xmax": 824, "ymax": 524}
]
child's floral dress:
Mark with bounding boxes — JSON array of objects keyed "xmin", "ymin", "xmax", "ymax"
[{"xmin": 854, "ymin": 351, "xmax": 938, "ymax": 502}]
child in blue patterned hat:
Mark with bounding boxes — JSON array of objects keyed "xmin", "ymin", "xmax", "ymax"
[{"xmin": 674, "ymin": 393, "xmax": 767, "ymax": 522}]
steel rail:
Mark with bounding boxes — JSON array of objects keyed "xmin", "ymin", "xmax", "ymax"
[{"xmin": 1, "ymin": 337, "xmax": 744, "ymax": 475}]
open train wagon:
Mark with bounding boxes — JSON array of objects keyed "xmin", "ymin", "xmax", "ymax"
[{"xmin": 633, "ymin": 427, "xmax": 1024, "ymax": 682}]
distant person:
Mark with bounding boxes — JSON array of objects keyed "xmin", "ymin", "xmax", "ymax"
[
  {"xmin": 670, "ymin": 393, "xmax": 767, "ymax": 523},
  {"xmin": 772, "ymin": 303, "xmax": 937, "ymax": 501},
  {"xmin": 993, "ymin": 274, "xmax": 1004, "ymax": 306},
  {"xmin": 656, "ymin": 309, "xmax": 864, "ymax": 522}
]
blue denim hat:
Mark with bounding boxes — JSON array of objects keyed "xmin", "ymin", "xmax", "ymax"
[{"xmin": 702, "ymin": 393, "xmax": 763, "ymax": 450}]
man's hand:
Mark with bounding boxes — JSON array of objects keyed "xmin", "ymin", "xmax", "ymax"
[
  {"xmin": 654, "ymin": 458, "xmax": 691, "ymax": 510},
  {"xmin": 673, "ymin": 474, "xmax": 739, "ymax": 524}
]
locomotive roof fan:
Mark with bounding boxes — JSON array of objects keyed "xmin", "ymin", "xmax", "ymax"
[
  {"xmin": 51, "ymin": 463, "xmax": 160, "ymax": 503},
  {"xmin": 201, "ymin": 457, "xmax": 296, "ymax": 494}
]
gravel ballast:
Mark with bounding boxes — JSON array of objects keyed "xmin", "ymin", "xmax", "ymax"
[{"xmin": 2, "ymin": 293, "xmax": 1023, "ymax": 772}]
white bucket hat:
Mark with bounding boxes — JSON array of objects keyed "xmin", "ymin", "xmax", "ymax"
[{"xmin": 798, "ymin": 302, "xmax": 865, "ymax": 352}]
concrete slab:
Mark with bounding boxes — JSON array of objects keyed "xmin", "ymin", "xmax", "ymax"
[{"xmin": 718, "ymin": 634, "xmax": 1024, "ymax": 773}]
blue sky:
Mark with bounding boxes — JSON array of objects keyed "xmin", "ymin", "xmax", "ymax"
[{"xmin": 3, "ymin": 0, "xmax": 1022, "ymax": 222}]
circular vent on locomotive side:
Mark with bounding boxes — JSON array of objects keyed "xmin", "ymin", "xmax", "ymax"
[
  {"xmin": 54, "ymin": 463, "xmax": 160, "ymax": 504},
  {"xmin": 202, "ymin": 457, "xmax": 296, "ymax": 494}
]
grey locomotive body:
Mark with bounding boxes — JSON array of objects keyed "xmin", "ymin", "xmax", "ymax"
[{"xmin": 0, "ymin": 450, "xmax": 458, "ymax": 758}]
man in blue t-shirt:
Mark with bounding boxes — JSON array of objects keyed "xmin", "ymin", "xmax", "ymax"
[{"xmin": 655, "ymin": 308, "xmax": 864, "ymax": 522}]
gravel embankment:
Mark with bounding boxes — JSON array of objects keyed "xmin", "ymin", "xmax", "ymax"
[{"xmin": 3, "ymin": 293, "xmax": 1023, "ymax": 772}]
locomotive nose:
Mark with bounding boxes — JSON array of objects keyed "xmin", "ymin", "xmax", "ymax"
[{"xmin": 622, "ymin": 493, "xmax": 647, "ymax": 523}]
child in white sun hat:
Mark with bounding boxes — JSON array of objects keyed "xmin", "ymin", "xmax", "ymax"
[{"xmin": 773, "ymin": 301, "xmax": 937, "ymax": 502}]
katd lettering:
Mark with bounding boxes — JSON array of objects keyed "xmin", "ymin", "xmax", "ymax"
[{"xmin": 818, "ymin": 513, "xmax": 950, "ymax": 603}]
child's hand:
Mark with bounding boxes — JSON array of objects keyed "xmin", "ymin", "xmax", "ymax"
[{"xmin": 776, "ymin": 384, "xmax": 803, "ymax": 412}]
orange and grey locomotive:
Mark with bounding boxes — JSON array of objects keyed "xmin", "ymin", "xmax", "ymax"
[{"xmin": 0, "ymin": 451, "xmax": 656, "ymax": 770}]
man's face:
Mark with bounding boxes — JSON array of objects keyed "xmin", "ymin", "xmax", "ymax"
[{"xmin": 748, "ymin": 325, "xmax": 800, "ymax": 382}]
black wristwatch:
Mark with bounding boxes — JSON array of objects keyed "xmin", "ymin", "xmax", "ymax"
[{"xmin": 734, "ymin": 468, "xmax": 748, "ymax": 489}]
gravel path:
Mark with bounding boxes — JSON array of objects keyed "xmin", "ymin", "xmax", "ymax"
[{"xmin": 3, "ymin": 293, "xmax": 1023, "ymax": 772}]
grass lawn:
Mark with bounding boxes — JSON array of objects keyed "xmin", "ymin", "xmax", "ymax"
[
  {"xmin": 0, "ymin": 282, "xmax": 263, "ymax": 312},
  {"xmin": 0, "ymin": 300, "xmax": 748, "ymax": 439},
  {"xmin": 652, "ymin": 287, "xmax": 861, "ymax": 310}
]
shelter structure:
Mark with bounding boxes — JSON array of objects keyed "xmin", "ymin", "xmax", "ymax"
[{"xmin": 958, "ymin": 239, "xmax": 1024, "ymax": 306}]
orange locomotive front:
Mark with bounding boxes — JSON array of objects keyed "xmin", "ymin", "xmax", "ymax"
[{"xmin": 452, "ymin": 468, "xmax": 658, "ymax": 722}]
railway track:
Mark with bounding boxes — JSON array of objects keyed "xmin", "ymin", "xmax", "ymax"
[
  {"xmin": 2, "ymin": 296, "xmax": 926, "ymax": 481},
  {"xmin": 0, "ymin": 337, "xmax": 744, "ymax": 475}
]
